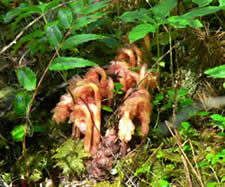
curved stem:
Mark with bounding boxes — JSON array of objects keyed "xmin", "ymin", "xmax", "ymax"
[{"xmin": 23, "ymin": 27, "xmax": 72, "ymax": 180}]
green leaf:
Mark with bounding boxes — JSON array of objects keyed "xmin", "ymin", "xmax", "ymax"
[
  {"xmin": 204, "ymin": 64, "xmax": 225, "ymax": 78},
  {"xmin": 181, "ymin": 122, "xmax": 191, "ymax": 130},
  {"xmin": 11, "ymin": 10, "xmax": 41, "ymax": 30},
  {"xmin": 16, "ymin": 67, "xmax": 37, "ymax": 91},
  {"xmin": 158, "ymin": 179, "xmax": 171, "ymax": 187},
  {"xmin": 197, "ymin": 111, "xmax": 210, "ymax": 116},
  {"xmin": 183, "ymin": 6, "xmax": 223, "ymax": 19},
  {"xmin": 197, "ymin": 161, "xmax": 209, "ymax": 167},
  {"xmin": 167, "ymin": 88, "xmax": 188, "ymax": 98},
  {"xmin": 114, "ymin": 82, "xmax": 123, "ymax": 90},
  {"xmin": 4, "ymin": 3, "xmax": 41, "ymax": 23},
  {"xmin": 211, "ymin": 155, "xmax": 220, "ymax": 165},
  {"xmin": 72, "ymin": 16, "xmax": 98, "ymax": 31},
  {"xmin": 49, "ymin": 57, "xmax": 97, "ymax": 70},
  {"xmin": 100, "ymin": 37, "xmax": 118, "ymax": 48},
  {"xmin": 58, "ymin": 8, "xmax": 73, "ymax": 29},
  {"xmin": 13, "ymin": 31, "xmax": 45, "ymax": 53},
  {"xmin": 178, "ymin": 89, "xmax": 189, "ymax": 97},
  {"xmin": 168, "ymin": 16, "xmax": 203, "ymax": 28},
  {"xmin": 102, "ymin": 105, "xmax": 113, "ymax": 112},
  {"xmin": 210, "ymin": 114, "xmax": 225, "ymax": 122},
  {"xmin": 29, "ymin": 36, "xmax": 48, "ymax": 54},
  {"xmin": 206, "ymin": 182, "xmax": 220, "ymax": 187},
  {"xmin": 129, "ymin": 24, "xmax": 157, "ymax": 43},
  {"xmin": 62, "ymin": 34, "xmax": 105, "ymax": 49},
  {"xmin": 38, "ymin": 0, "xmax": 60, "ymax": 13},
  {"xmin": 220, "ymin": 0, "xmax": 225, "ymax": 6},
  {"xmin": 221, "ymin": 176, "xmax": 225, "ymax": 182},
  {"xmin": 152, "ymin": 0, "xmax": 177, "ymax": 18},
  {"xmin": 120, "ymin": 8, "xmax": 155, "ymax": 23},
  {"xmin": 82, "ymin": 0, "xmax": 110, "ymax": 15},
  {"xmin": 206, "ymin": 153, "xmax": 214, "ymax": 160},
  {"xmin": 72, "ymin": 11, "xmax": 107, "ymax": 31},
  {"xmin": 46, "ymin": 23, "xmax": 62, "ymax": 48},
  {"xmin": 192, "ymin": 0, "xmax": 213, "ymax": 7},
  {"xmin": 11, "ymin": 125, "xmax": 25, "ymax": 142},
  {"xmin": 13, "ymin": 92, "xmax": 31, "ymax": 115},
  {"xmin": 69, "ymin": 0, "xmax": 83, "ymax": 14},
  {"xmin": 155, "ymin": 93, "xmax": 164, "ymax": 101}
]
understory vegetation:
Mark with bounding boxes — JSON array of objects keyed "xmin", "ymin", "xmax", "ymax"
[{"xmin": 0, "ymin": 0, "xmax": 225, "ymax": 186}]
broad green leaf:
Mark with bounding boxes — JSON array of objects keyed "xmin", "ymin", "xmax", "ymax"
[
  {"xmin": 72, "ymin": 11, "xmax": 106, "ymax": 31},
  {"xmin": 72, "ymin": 16, "xmax": 98, "ymax": 31},
  {"xmin": 129, "ymin": 24, "xmax": 157, "ymax": 43},
  {"xmin": 192, "ymin": 0, "xmax": 213, "ymax": 7},
  {"xmin": 152, "ymin": 0, "xmax": 177, "ymax": 18},
  {"xmin": 49, "ymin": 57, "xmax": 97, "ymax": 70},
  {"xmin": 4, "ymin": 3, "xmax": 41, "ymax": 23},
  {"xmin": 13, "ymin": 92, "xmax": 31, "ymax": 115},
  {"xmin": 168, "ymin": 6, "xmax": 223, "ymax": 28},
  {"xmin": 183, "ymin": 6, "xmax": 222, "ymax": 19},
  {"xmin": 82, "ymin": 0, "xmax": 110, "ymax": 15},
  {"xmin": 62, "ymin": 34, "xmax": 105, "ymax": 49},
  {"xmin": 102, "ymin": 105, "xmax": 113, "ymax": 112},
  {"xmin": 100, "ymin": 37, "xmax": 118, "ymax": 48},
  {"xmin": 223, "ymin": 82, "xmax": 225, "ymax": 88},
  {"xmin": 210, "ymin": 114, "xmax": 225, "ymax": 122},
  {"xmin": 120, "ymin": 8, "xmax": 155, "ymax": 23},
  {"xmin": 220, "ymin": 0, "xmax": 225, "ymax": 6},
  {"xmin": 46, "ymin": 23, "xmax": 62, "ymax": 48},
  {"xmin": 206, "ymin": 182, "xmax": 220, "ymax": 187},
  {"xmin": 168, "ymin": 16, "xmax": 202, "ymax": 28},
  {"xmin": 11, "ymin": 125, "xmax": 25, "ymax": 142},
  {"xmin": 204, "ymin": 64, "xmax": 225, "ymax": 78},
  {"xmin": 29, "ymin": 36, "xmax": 48, "ymax": 54},
  {"xmin": 11, "ymin": 10, "xmax": 42, "ymax": 30},
  {"xmin": 69, "ymin": 0, "xmax": 83, "ymax": 14},
  {"xmin": 38, "ymin": 0, "xmax": 60, "ymax": 13},
  {"xmin": 16, "ymin": 67, "xmax": 37, "ymax": 91},
  {"xmin": 13, "ymin": 31, "xmax": 45, "ymax": 52},
  {"xmin": 58, "ymin": 8, "xmax": 73, "ymax": 29}
]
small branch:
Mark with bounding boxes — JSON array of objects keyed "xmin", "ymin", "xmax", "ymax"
[
  {"xmin": 166, "ymin": 122, "xmax": 205, "ymax": 187},
  {"xmin": 175, "ymin": 129, "xmax": 193, "ymax": 187},
  {"xmin": 189, "ymin": 139, "xmax": 204, "ymax": 184},
  {"xmin": 0, "ymin": 0, "xmax": 78, "ymax": 55},
  {"xmin": 144, "ymin": 142, "xmax": 164, "ymax": 165},
  {"xmin": 210, "ymin": 166, "xmax": 220, "ymax": 183},
  {"xmin": 22, "ymin": 26, "xmax": 72, "ymax": 180}
]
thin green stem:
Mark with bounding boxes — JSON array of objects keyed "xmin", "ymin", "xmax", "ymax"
[{"xmin": 43, "ymin": 15, "xmax": 48, "ymax": 25}]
